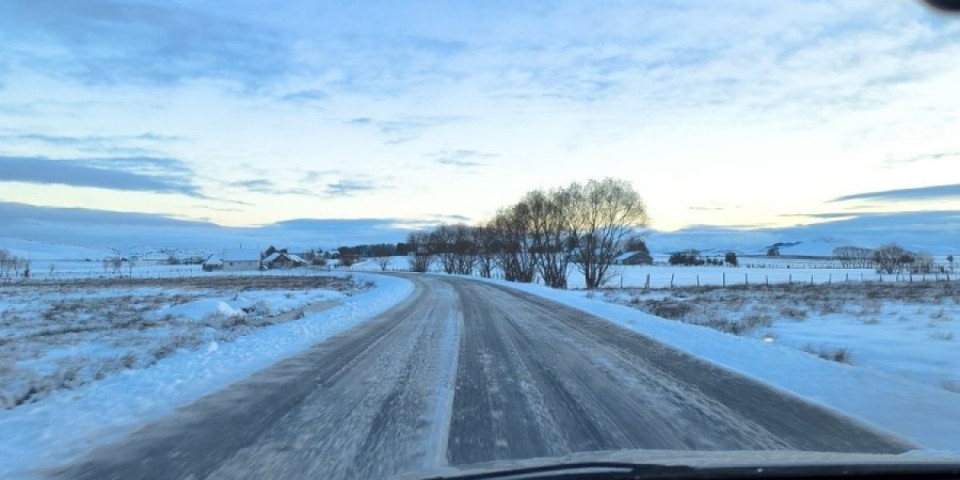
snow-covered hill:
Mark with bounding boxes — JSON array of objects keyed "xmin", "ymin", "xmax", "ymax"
[
  {"xmin": 3, "ymin": 201, "xmax": 958, "ymax": 258},
  {"xmin": 647, "ymin": 211, "xmax": 960, "ymax": 256},
  {"xmin": 0, "ymin": 237, "xmax": 110, "ymax": 260}
]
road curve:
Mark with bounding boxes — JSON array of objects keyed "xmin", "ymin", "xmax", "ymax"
[{"xmin": 52, "ymin": 275, "xmax": 911, "ymax": 479}]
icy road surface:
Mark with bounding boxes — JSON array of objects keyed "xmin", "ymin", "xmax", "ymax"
[{"xmin": 54, "ymin": 275, "xmax": 911, "ymax": 479}]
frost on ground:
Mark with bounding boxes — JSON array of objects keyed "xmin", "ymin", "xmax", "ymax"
[
  {"xmin": 0, "ymin": 275, "xmax": 362, "ymax": 409},
  {"xmin": 598, "ymin": 282, "xmax": 960, "ymax": 394},
  {"xmin": 479, "ymin": 276, "xmax": 960, "ymax": 452}
]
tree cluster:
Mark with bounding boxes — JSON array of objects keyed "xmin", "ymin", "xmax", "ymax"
[
  {"xmin": 872, "ymin": 244, "xmax": 934, "ymax": 275},
  {"xmin": 832, "ymin": 246, "xmax": 874, "ymax": 268},
  {"xmin": 101, "ymin": 256, "xmax": 124, "ymax": 275},
  {"xmin": 667, "ymin": 249, "xmax": 731, "ymax": 267},
  {"xmin": 405, "ymin": 178, "xmax": 648, "ymax": 289},
  {"xmin": 832, "ymin": 244, "xmax": 935, "ymax": 274},
  {"xmin": 0, "ymin": 249, "xmax": 31, "ymax": 278},
  {"xmin": 669, "ymin": 249, "xmax": 704, "ymax": 266},
  {"xmin": 724, "ymin": 251, "xmax": 738, "ymax": 266}
]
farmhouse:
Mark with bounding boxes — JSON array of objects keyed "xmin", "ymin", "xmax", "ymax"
[
  {"xmin": 201, "ymin": 255, "xmax": 223, "ymax": 272},
  {"xmin": 221, "ymin": 249, "xmax": 261, "ymax": 271},
  {"xmin": 262, "ymin": 252, "xmax": 308, "ymax": 269},
  {"xmin": 614, "ymin": 250, "xmax": 653, "ymax": 266}
]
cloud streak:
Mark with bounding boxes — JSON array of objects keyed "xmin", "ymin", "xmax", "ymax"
[
  {"xmin": 431, "ymin": 149, "xmax": 496, "ymax": 168},
  {"xmin": 0, "ymin": 156, "xmax": 203, "ymax": 197},
  {"xmin": 229, "ymin": 178, "xmax": 315, "ymax": 196},
  {"xmin": 324, "ymin": 178, "xmax": 383, "ymax": 196},
  {"xmin": 830, "ymin": 184, "xmax": 960, "ymax": 203}
]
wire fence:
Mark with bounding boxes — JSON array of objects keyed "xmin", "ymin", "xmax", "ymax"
[{"xmin": 2, "ymin": 262, "xmax": 958, "ymax": 290}]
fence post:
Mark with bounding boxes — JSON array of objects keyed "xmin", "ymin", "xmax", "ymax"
[
  {"xmin": 810, "ymin": 275, "xmax": 814, "ymax": 285},
  {"xmin": 644, "ymin": 274, "xmax": 650, "ymax": 290},
  {"xmin": 828, "ymin": 274, "xmax": 832, "ymax": 285},
  {"xmin": 744, "ymin": 273, "xmax": 748, "ymax": 286},
  {"xmin": 670, "ymin": 273, "xmax": 674, "ymax": 289},
  {"xmin": 696, "ymin": 275, "xmax": 700, "ymax": 287},
  {"xmin": 765, "ymin": 275, "xmax": 769, "ymax": 286},
  {"xmin": 722, "ymin": 272, "xmax": 726, "ymax": 288},
  {"xmin": 789, "ymin": 274, "xmax": 792, "ymax": 285}
]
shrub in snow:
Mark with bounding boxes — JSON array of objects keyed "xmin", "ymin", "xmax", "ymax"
[
  {"xmin": 241, "ymin": 300, "xmax": 272, "ymax": 317},
  {"xmin": 778, "ymin": 306, "xmax": 808, "ymax": 320},
  {"xmin": 803, "ymin": 345, "xmax": 853, "ymax": 364}
]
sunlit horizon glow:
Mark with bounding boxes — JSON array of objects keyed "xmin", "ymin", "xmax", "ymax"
[{"xmin": 2, "ymin": 0, "xmax": 960, "ymax": 233}]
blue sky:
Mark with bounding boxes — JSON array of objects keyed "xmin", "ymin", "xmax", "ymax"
[{"xmin": 2, "ymin": 0, "xmax": 960, "ymax": 232}]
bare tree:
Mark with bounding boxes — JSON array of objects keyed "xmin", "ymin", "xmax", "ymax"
[
  {"xmin": 429, "ymin": 225, "xmax": 458, "ymax": 274},
  {"xmin": 567, "ymin": 178, "xmax": 648, "ymax": 289},
  {"xmin": 108, "ymin": 256, "xmax": 123, "ymax": 275},
  {"xmin": 0, "ymin": 248, "xmax": 10, "ymax": 278},
  {"xmin": 452, "ymin": 223, "xmax": 478, "ymax": 275},
  {"xmin": 11, "ymin": 256, "xmax": 24, "ymax": 277},
  {"xmin": 872, "ymin": 244, "xmax": 914, "ymax": 274},
  {"xmin": 833, "ymin": 246, "xmax": 874, "ymax": 268},
  {"xmin": 522, "ymin": 188, "xmax": 573, "ymax": 289},
  {"xmin": 911, "ymin": 252, "xmax": 934, "ymax": 274},
  {"xmin": 371, "ymin": 244, "xmax": 393, "ymax": 271},
  {"xmin": 472, "ymin": 224, "xmax": 498, "ymax": 278},
  {"xmin": 491, "ymin": 204, "xmax": 537, "ymax": 283},
  {"xmin": 337, "ymin": 247, "xmax": 358, "ymax": 268},
  {"xmin": 406, "ymin": 231, "xmax": 435, "ymax": 273},
  {"xmin": 127, "ymin": 257, "xmax": 138, "ymax": 277}
]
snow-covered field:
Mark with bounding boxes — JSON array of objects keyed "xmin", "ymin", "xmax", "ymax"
[
  {"xmin": 0, "ymin": 273, "xmax": 414, "ymax": 478},
  {"xmin": 476, "ymin": 276, "xmax": 960, "ymax": 453},
  {"xmin": 597, "ymin": 283, "xmax": 960, "ymax": 393},
  {"xmin": 0, "ymin": 275, "xmax": 360, "ymax": 409}
]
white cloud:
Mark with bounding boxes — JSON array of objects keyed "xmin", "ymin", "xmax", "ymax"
[{"xmin": 2, "ymin": 1, "xmax": 959, "ymax": 231}]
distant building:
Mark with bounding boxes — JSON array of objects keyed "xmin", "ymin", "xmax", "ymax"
[
  {"xmin": 221, "ymin": 249, "xmax": 261, "ymax": 271},
  {"xmin": 614, "ymin": 250, "xmax": 653, "ymax": 266},
  {"xmin": 262, "ymin": 252, "xmax": 308, "ymax": 269},
  {"xmin": 202, "ymin": 255, "xmax": 223, "ymax": 272}
]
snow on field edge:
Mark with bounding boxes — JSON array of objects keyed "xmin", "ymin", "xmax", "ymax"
[
  {"xmin": 0, "ymin": 273, "xmax": 415, "ymax": 479},
  {"xmin": 464, "ymin": 275, "xmax": 960, "ymax": 453}
]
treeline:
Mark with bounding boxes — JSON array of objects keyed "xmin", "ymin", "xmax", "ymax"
[
  {"xmin": 836, "ymin": 244, "xmax": 940, "ymax": 275},
  {"xmin": 405, "ymin": 178, "xmax": 648, "ymax": 289},
  {"xmin": 831, "ymin": 244, "xmax": 960, "ymax": 274},
  {"xmin": 0, "ymin": 248, "xmax": 31, "ymax": 278},
  {"xmin": 668, "ymin": 250, "xmax": 738, "ymax": 267}
]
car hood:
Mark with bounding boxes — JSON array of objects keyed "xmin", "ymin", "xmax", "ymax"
[{"xmin": 394, "ymin": 449, "xmax": 960, "ymax": 480}]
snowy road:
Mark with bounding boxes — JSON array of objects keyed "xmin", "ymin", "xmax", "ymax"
[{"xmin": 54, "ymin": 275, "xmax": 911, "ymax": 479}]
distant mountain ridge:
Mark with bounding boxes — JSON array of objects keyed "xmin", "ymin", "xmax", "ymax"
[{"xmin": 2, "ymin": 201, "xmax": 958, "ymax": 258}]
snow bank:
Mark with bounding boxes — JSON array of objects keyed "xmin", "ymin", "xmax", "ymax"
[
  {"xmin": 159, "ymin": 299, "xmax": 243, "ymax": 320},
  {"xmin": 0, "ymin": 273, "xmax": 414, "ymax": 479},
  {"xmin": 154, "ymin": 289, "xmax": 344, "ymax": 321},
  {"xmin": 473, "ymin": 276, "xmax": 960, "ymax": 453}
]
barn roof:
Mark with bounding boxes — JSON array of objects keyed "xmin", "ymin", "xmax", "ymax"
[
  {"xmin": 263, "ymin": 252, "xmax": 307, "ymax": 264},
  {"xmin": 222, "ymin": 249, "xmax": 260, "ymax": 262}
]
